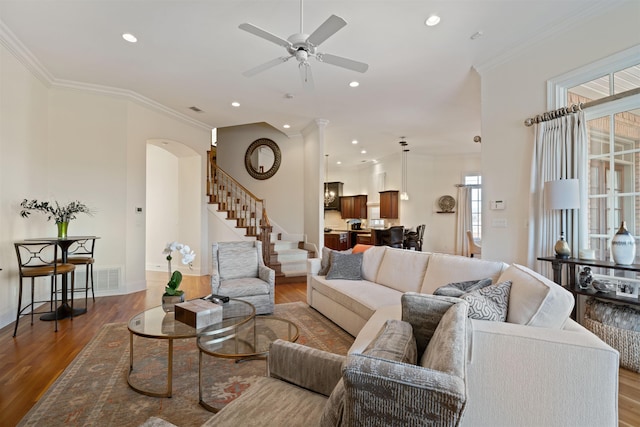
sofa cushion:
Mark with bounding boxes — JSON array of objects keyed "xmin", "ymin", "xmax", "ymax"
[
  {"xmin": 361, "ymin": 246, "xmax": 386, "ymax": 282},
  {"xmin": 218, "ymin": 242, "xmax": 258, "ymax": 280},
  {"xmin": 376, "ymin": 247, "xmax": 430, "ymax": 293},
  {"xmin": 420, "ymin": 253, "xmax": 507, "ymax": 294},
  {"xmin": 461, "ymin": 280, "xmax": 512, "ymax": 322},
  {"xmin": 326, "ymin": 252, "xmax": 363, "ymax": 280},
  {"xmin": 363, "ymin": 319, "xmax": 417, "ymax": 364},
  {"xmin": 498, "ymin": 264, "xmax": 574, "ymax": 328},
  {"xmin": 420, "ymin": 300, "xmax": 469, "ymax": 379},
  {"xmin": 434, "ymin": 278, "xmax": 493, "ymax": 297},
  {"xmin": 311, "ymin": 276, "xmax": 403, "ymax": 321},
  {"xmin": 218, "ymin": 277, "xmax": 270, "ymax": 297},
  {"xmin": 319, "ymin": 247, "xmax": 352, "ymax": 276}
]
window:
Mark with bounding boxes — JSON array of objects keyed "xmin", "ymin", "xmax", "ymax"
[
  {"xmin": 465, "ymin": 175, "xmax": 482, "ymax": 240},
  {"xmin": 550, "ymin": 46, "xmax": 640, "ymax": 272}
]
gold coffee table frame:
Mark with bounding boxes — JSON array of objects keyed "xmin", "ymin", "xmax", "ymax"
[
  {"xmin": 197, "ymin": 315, "xmax": 299, "ymax": 412},
  {"xmin": 127, "ymin": 299, "xmax": 255, "ymax": 398}
]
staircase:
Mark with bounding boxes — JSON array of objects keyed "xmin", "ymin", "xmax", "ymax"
[{"xmin": 207, "ymin": 151, "xmax": 313, "ymax": 283}]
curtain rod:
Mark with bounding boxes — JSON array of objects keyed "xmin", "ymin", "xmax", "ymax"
[
  {"xmin": 455, "ymin": 184, "xmax": 481, "ymax": 188},
  {"xmin": 523, "ymin": 87, "xmax": 640, "ymax": 127}
]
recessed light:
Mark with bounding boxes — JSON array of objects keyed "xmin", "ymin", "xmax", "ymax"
[
  {"xmin": 283, "ymin": 124, "xmax": 291, "ymax": 129},
  {"xmin": 336, "ymin": 161, "xmax": 342, "ymax": 165},
  {"xmin": 352, "ymin": 140, "xmax": 358, "ymax": 145},
  {"xmin": 231, "ymin": 101, "xmax": 240, "ymax": 107},
  {"xmin": 349, "ymin": 81, "xmax": 360, "ymax": 88},
  {"xmin": 425, "ymin": 15, "xmax": 441, "ymax": 27},
  {"xmin": 122, "ymin": 33, "xmax": 138, "ymax": 43},
  {"xmin": 361, "ymin": 149, "xmax": 367, "ymax": 154}
]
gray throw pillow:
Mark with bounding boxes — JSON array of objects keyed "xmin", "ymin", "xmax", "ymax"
[
  {"xmin": 434, "ymin": 278, "xmax": 493, "ymax": 297},
  {"xmin": 326, "ymin": 252, "xmax": 363, "ymax": 280},
  {"xmin": 318, "ymin": 247, "xmax": 352, "ymax": 276},
  {"xmin": 461, "ymin": 280, "xmax": 512, "ymax": 322}
]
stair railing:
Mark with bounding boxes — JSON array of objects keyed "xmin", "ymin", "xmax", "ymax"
[{"xmin": 207, "ymin": 154, "xmax": 273, "ymax": 266}]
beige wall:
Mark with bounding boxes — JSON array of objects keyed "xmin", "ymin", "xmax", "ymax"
[
  {"xmin": 479, "ymin": 1, "xmax": 640, "ymax": 265},
  {"xmin": 0, "ymin": 43, "xmax": 210, "ymax": 329}
]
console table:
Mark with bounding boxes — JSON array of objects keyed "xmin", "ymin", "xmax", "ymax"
[{"xmin": 537, "ymin": 256, "xmax": 640, "ymax": 319}]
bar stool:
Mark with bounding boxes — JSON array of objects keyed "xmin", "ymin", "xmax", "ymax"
[
  {"xmin": 14, "ymin": 241, "xmax": 76, "ymax": 337},
  {"xmin": 65, "ymin": 237, "xmax": 96, "ymax": 308}
]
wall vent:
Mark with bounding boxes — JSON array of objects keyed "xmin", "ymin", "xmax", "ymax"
[
  {"xmin": 75, "ymin": 267, "xmax": 122, "ymax": 292},
  {"xmin": 189, "ymin": 106, "xmax": 204, "ymax": 113}
]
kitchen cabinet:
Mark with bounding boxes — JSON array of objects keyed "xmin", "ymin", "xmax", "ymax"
[
  {"xmin": 324, "ymin": 182, "xmax": 343, "ymax": 210},
  {"xmin": 379, "ymin": 190, "xmax": 399, "ymax": 219},
  {"xmin": 340, "ymin": 195, "xmax": 367, "ymax": 219},
  {"xmin": 324, "ymin": 232, "xmax": 350, "ymax": 251}
]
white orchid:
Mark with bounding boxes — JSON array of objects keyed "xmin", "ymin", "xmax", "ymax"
[{"xmin": 163, "ymin": 241, "xmax": 196, "ymax": 281}]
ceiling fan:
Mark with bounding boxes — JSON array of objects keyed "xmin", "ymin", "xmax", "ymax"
[{"xmin": 238, "ymin": 0, "xmax": 368, "ymax": 89}]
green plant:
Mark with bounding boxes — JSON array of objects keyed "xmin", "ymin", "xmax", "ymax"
[
  {"xmin": 165, "ymin": 271, "xmax": 184, "ymax": 296},
  {"xmin": 20, "ymin": 199, "xmax": 92, "ymax": 223}
]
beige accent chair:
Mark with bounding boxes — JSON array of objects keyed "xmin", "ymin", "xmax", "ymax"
[
  {"xmin": 211, "ymin": 241, "xmax": 275, "ymax": 314},
  {"xmin": 466, "ymin": 231, "xmax": 481, "ymax": 258}
]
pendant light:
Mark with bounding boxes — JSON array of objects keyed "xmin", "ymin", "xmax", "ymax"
[
  {"xmin": 324, "ymin": 154, "xmax": 336, "ymax": 206},
  {"xmin": 399, "ymin": 139, "xmax": 409, "ymax": 200}
]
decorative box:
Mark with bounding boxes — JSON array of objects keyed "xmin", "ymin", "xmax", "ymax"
[{"xmin": 175, "ymin": 299, "xmax": 223, "ymax": 329}]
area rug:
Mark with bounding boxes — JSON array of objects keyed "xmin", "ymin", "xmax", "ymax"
[{"xmin": 18, "ymin": 302, "xmax": 354, "ymax": 427}]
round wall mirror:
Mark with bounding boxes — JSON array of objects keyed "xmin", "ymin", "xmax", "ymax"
[{"xmin": 244, "ymin": 138, "xmax": 281, "ymax": 180}]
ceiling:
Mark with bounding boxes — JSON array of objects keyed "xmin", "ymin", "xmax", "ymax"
[{"xmin": 0, "ymin": 0, "xmax": 613, "ymax": 170}]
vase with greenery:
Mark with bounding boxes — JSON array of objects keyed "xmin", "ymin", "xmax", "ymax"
[
  {"xmin": 161, "ymin": 241, "xmax": 196, "ymax": 312},
  {"xmin": 20, "ymin": 199, "xmax": 92, "ymax": 239}
]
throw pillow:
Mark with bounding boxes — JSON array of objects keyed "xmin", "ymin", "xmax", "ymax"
[
  {"xmin": 352, "ymin": 244, "xmax": 373, "ymax": 253},
  {"xmin": 434, "ymin": 277, "xmax": 493, "ymax": 297},
  {"xmin": 363, "ymin": 319, "xmax": 417, "ymax": 364},
  {"xmin": 318, "ymin": 247, "xmax": 353, "ymax": 276},
  {"xmin": 326, "ymin": 252, "xmax": 363, "ymax": 280},
  {"xmin": 461, "ymin": 280, "xmax": 512, "ymax": 322}
]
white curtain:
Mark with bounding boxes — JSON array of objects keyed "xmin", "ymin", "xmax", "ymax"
[
  {"xmin": 455, "ymin": 186, "xmax": 472, "ymax": 256},
  {"xmin": 528, "ymin": 111, "xmax": 588, "ymax": 276}
]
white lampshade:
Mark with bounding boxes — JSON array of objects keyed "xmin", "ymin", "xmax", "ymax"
[{"xmin": 544, "ymin": 179, "xmax": 580, "ymax": 210}]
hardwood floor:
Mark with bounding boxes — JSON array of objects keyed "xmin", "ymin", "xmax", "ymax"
[{"xmin": 1, "ymin": 272, "xmax": 637, "ymax": 426}]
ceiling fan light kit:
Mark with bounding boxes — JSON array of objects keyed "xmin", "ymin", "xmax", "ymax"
[{"xmin": 239, "ymin": 0, "xmax": 369, "ymax": 89}]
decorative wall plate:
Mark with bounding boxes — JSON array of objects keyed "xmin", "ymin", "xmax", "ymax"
[{"xmin": 438, "ymin": 195, "xmax": 456, "ymax": 212}]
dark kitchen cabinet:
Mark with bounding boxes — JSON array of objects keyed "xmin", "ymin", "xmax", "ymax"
[
  {"xmin": 379, "ymin": 190, "xmax": 399, "ymax": 219},
  {"xmin": 340, "ymin": 195, "xmax": 367, "ymax": 219}
]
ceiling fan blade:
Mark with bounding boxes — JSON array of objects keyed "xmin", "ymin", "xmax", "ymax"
[
  {"xmin": 318, "ymin": 53, "xmax": 369, "ymax": 73},
  {"xmin": 299, "ymin": 62, "xmax": 315, "ymax": 90},
  {"xmin": 306, "ymin": 15, "xmax": 347, "ymax": 47},
  {"xmin": 243, "ymin": 56, "xmax": 292, "ymax": 77},
  {"xmin": 239, "ymin": 23, "xmax": 292, "ymax": 48}
]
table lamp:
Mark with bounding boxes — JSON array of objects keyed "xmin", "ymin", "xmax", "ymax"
[{"xmin": 544, "ymin": 179, "xmax": 580, "ymax": 259}]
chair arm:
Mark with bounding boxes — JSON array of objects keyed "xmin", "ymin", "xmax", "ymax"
[
  {"xmin": 268, "ymin": 340, "xmax": 345, "ymax": 397},
  {"xmin": 258, "ymin": 265, "xmax": 275, "ymax": 287},
  {"xmin": 210, "ymin": 267, "xmax": 221, "ymax": 294},
  {"xmin": 342, "ymin": 354, "xmax": 466, "ymax": 427}
]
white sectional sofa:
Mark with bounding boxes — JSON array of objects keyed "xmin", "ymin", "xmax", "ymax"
[{"xmin": 307, "ymin": 246, "xmax": 620, "ymax": 427}]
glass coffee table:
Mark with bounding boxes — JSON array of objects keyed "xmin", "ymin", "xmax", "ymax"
[
  {"xmin": 197, "ymin": 316, "xmax": 299, "ymax": 411},
  {"xmin": 127, "ymin": 298, "xmax": 255, "ymax": 398}
]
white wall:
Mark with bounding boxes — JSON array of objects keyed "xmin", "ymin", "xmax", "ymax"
[
  {"xmin": 479, "ymin": 2, "xmax": 640, "ymax": 265},
  {"xmin": 216, "ymin": 122, "xmax": 305, "ymax": 236},
  {"xmin": 0, "ymin": 42, "xmax": 211, "ymax": 330}
]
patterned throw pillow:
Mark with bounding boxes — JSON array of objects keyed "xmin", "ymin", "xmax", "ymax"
[
  {"xmin": 433, "ymin": 278, "xmax": 493, "ymax": 297},
  {"xmin": 461, "ymin": 280, "xmax": 512, "ymax": 321},
  {"xmin": 326, "ymin": 252, "xmax": 363, "ymax": 280}
]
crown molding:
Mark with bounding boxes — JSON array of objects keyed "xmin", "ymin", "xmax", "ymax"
[
  {"xmin": 0, "ymin": 19, "xmax": 210, "ymax": 132},
  {"xmin": 474, "ymin": 0, "xmax": 626, "ymax": 75}
]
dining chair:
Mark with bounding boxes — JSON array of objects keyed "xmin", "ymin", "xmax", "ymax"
[
  {"xmin": 466, "ymin": 231, "xmax": 482, "ymax": 258},
  {"xmin": 65, "ymin": 237, "xmax": 97, "ymax": 308},
  {"xmin": 13, "ymin": 241, "xmax": 76, "ymax": 336}
]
